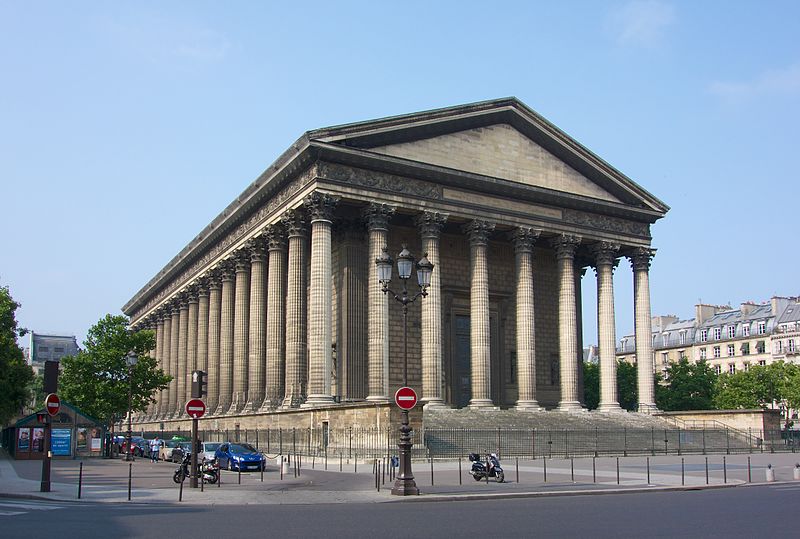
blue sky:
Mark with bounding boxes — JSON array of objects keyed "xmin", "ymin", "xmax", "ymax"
[{"xmin": 2, "ymin": 1, "xmax": 798, "ymax": 347}]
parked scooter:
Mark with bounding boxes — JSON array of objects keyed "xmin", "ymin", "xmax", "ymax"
[
  {"xmin": 468, "ymin": 452, "xmax": 505, "ymax": 483},
  {"xmin": 173, "ymin": 453, "xmax": 219, "ymax": 484}
]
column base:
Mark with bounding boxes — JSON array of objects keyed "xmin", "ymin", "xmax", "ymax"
[
  {"xmin": 557, "ymin": 401, "xmax": 586, "ymax": 412},
  {"xmin": 280, "ymin": 395, "xmax": 304, "ymax": 409},
  {"xmin": 637, "ymin": 403, "xmax": 660, "ymax": 414},
  {"xmin": 214, "ymin": 401, "xmax": 231, "ymax": 416},
  {"xmin": 515, "ymin": 401, "xmax": 543, "ymax": 411},
  {"xmin": 596, "ymin": 403, "xmax": 625, "ymax": 413},
  {"xmin": 468, "ymin": 399, "xmax": 497, "ymax": 409},
  {"xmin": 302, "ymin": 395, "xmax": 335, "ymax": 408},
  {"xmin": 422, "ymin": 399, "xmax": 447, "ymax": 410}
]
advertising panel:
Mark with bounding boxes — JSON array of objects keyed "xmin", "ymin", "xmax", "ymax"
[
  {"xmin": 32, "ymin": 427, "xmax": 45, "ymax": 452},
  {"xmin": 51, "ymin": 428, "xmax": 72, "ymax": 456},
  {"xmin": 17, "ymin": 428, "xmax": 30, "ymax": 451}
]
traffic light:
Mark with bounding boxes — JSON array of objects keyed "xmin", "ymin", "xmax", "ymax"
[{"xmin": 191, "ymin": 370, "xmax": 207, "ymax": 398}]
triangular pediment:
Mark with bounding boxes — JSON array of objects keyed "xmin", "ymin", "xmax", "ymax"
[{"xmin": 368, "ymin": 123, "xmax": 621, "ymax": 203}]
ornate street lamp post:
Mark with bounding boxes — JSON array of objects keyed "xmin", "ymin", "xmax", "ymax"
[
  {"xmin": 375, "ymin": 245, "xmax": 433, "ymax": 496},
  {"xmin": 125, "ymin": 351, "xmax": 138, "ymax": 462}
]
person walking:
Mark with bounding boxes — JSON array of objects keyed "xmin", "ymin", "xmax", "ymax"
[{"xmin": 150, "ymin": 437, "xmax": 161, "ymax": 462}]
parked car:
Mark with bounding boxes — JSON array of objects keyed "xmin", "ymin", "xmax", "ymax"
[
  {"xmin": 159, "ymin": 439, "xmax": 182, "ymax": 462},
  {"xmin": 171, "ymin": 441, "xmax": 194, "ymax": 463},
  {"xmin": 215, "ymin": 442, "xmax": 267, "ymax": 471},
  {"xmin": 121, "ymin": 436, "xmax": 149, "ymax": 457},
  {"xmin": 201, "ymin": 442, "xmax": 222, "ymax": 462}
]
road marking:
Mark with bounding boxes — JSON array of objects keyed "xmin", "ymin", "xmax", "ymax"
[
  {"xmin": 0, "ymin": 500, "xmax": 65, "ymax": 517},
  {"xmin": 771, "ymin": 484, "xmax": 800, "ymax": 490}
]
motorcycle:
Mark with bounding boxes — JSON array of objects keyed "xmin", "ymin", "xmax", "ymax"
[
  {"xmin": 468, "ymin": 452, "xmax": 505, "ymax": 483},
  {"xmin": 173, "ymin": 454, "xmax": 219, "ymax": 484}
]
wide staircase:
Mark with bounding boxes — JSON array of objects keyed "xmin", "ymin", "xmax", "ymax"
[{"xmin": 422, "ymin": 408, "xmax": 758, "ymax": 458}]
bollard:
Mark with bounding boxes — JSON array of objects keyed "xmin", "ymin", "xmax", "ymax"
[
  {"xmin": 201, "ymin": 468, "xmax": 204, "ymax": 492},
  {"xmin": 543, "ymin": 457, "xmax": 547, "ymax": 483},
  {"xmin": 766, "ymin": 464, "xmax": 775, "ymax": 482},
  {"xmin": 280, "ymin": 457, "xmax": 284, "ymax": 481},
  {"xmin": 705, "ymin": 457, "xmax": 709, "ymax": 485},
  {"xmin": 616, "ymin": 457, "xmax": 620, "ymax": 485},
  {"xmin": 571, "ymin": 458, "xmax": 574, "ymax": 482},
  {"xmin": 593, "ymin": 456, "xmax": 596, "ymax": 483},
  {"xmin": 238, "ymin": 465, "xmax": 241, "ymax": 484},
  {"xmin": 128, "ymin": 463, "xmax": 132, "ymax": 501},
  {"xmin": 516, "ymin": 458, "xmax": 519, "ymax": 484},
  {"xmin": 647, "ymin": 457, "xmax": 650, "ymax": 485},
  {"xmin": 78, "ymin": 462, "xmax": 83, "ymax": 499},
  {"xmin": 430, "ymin": 457, "xmax": 434, "ymax": 486},
  {"xmin": 219, "ymin": 466, "xmax": 222, "ymax": 488},
  {"xmin": 340, "ymin": 454, "xmax": 343, "ymax": 472},
  {"xmin": 747, "ymin": 456, "xmax": 751, "ymax": 482},
  {"xmin": 312, "ymin": 455, "xmax": 315, "ymax": 470},
  {"xmin": 681, "ymin": 458, "xmax": 685, "ymax": 486},
  {"xmin": 260, "ymin": 461, "xmax": 264, "ymax": 482},
  {"xmin": 723, "ymin": 456, "xmax": 727, "ymax": 483},
  {"xmin": 179, "ymin": 474, "xmax": 184, "ymax": 502},
  {"xmin": 459, "ymin": 458, "xmax": 462, "ymax": 485},
  {"xmin": 794, "ymin": 464, "xmax": 800, "ymax": 481},
  {"xmin": 355, "ymin": 454, "xmax": 358, "ymax": 474}
]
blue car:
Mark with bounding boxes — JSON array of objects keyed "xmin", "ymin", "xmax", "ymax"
[{"xmin": 215, "ymin": 442, "xmax": 267, "ymax": 471}]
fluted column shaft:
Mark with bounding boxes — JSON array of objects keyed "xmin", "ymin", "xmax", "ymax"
[
  {"xmin": 229, "ymin": 251, "xmax": 251, "ymax": 414},
  {"xmin": 206, "ymin": 274, "xmax": 222, "ymax": 414},
  {"xmin": 245, "ymin": 237, "xmax": 268, "ymax": 412},
  {"xmin": 365, "ymin": 204, "xmax": 394, "ymax": 402},
  {"xmin": 215, "ymin": 262, "xmax": 235, "ymax": 415},
  {"xmin": 632, "ymin": 248, "xmax": 658, "ymax": 413},
  {"xmin": 513, "ymin": 228, "xmax": 542, "ymax": 410},
  {"xmin": 168, "ymin": 305, "xmax": 181, "ymax": 417},
  {"xmin": 176, "ymin": 298, "xmax": 189, "ymax": 417},
  {"xmin": 594, "ymin": 242, "xmax": 622, "ymax": 412},
  {"xmin": 196, "ymin": 280, "xmax": 210, "ymax": 381},
  {"xmin": 554, "ymin": 234, "xmax": 583, "ymax": 412},
  {"xmin": 304, "ymin": 193, "xmax": 339, "ymax": 406},
  {"xmin": 465, "ymin": 220, "xmax": 495, "ymax": 408},
  {"xmin": 282, "ymin": 210, "xmax": 308, "ymax": 408},
  {"xmin": 185, "ymin": 291, "xmax": 199, "ymax": 413},
  {"xmin": 154, "ymin": 315, "xmax": 165, "ymax": 418},
  {"xmin": 263, "ymin": 226, "xmax": 287, "ymax": 409},
  {"xmin": 417, "ymin": 211, "xmax": 447, "ymax": 407},
  {"xmin": 160, "ymin": 313, "xmax": 172, "ymax": 419}
]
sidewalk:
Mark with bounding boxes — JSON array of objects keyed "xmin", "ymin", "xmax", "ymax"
[{"xmin": 1, "ymin": 450, "xmax": 797, "ymax": 505}]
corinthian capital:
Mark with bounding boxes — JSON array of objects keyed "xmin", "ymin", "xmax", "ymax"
[
  {"xmin": 463, "ymin": 220, "xmax": 495, "ymax": 246},
  {"xmin": 363, "ymin": 203, "xmax": 396, "ymax": 231},
  {"xmin": 415, "ymin": 211, "xmax": 448, "ymax": 238},
  {"xmin": 509, "ymin": 227, "xmax": 541, "ymax": 253},
  {"xmin": 281, "ymin": 208, "xmax": 307, "ymax": 237},
  {"xmin": 550, "ymin": 234, "xmax": 582, "ymax": 260},
  {"xmin": 630, "ymin": 247, "xmax": 656, "ymax": 271},
  {"xmin": 591, "ymin": 241, "xmax": 621, "ymax": 267},
  {"xmin": 303, "ymin": 192, "xmax": 340, "ymax": 222}
]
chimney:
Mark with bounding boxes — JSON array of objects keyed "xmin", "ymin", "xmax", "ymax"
[{"xmin": 695, "ymin": 304, "xmax": 721, "ymax": 325}]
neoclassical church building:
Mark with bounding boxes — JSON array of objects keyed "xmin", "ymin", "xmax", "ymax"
[{"xmin": 124, "ymin": 98, "xmax": 668, "ymax": 431}]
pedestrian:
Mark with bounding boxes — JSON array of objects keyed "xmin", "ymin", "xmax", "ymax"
[{"xmin": 150, "ymin": 436, "xmax": 161, "ymax": 462}]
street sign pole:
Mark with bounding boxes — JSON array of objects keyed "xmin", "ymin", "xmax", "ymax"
[
  {"xmin": 40, "ymin": 414, "xmax": 51, "ymax": 492},
  {"xmin": 185, "ymin": 398, "xmax": 206, "ymax": 489},
  {"xmin": 191, "ymin": 417, "xmax": 198, "ymax": 488}
]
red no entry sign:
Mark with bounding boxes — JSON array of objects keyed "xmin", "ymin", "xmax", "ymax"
[
  {"xmin": 185, "ymin": 398, "xmax": 206, "ymax": 419},
  {"xmin": 45, "ymin": 393, "xmax": 60, "ymax": 416},
  {"xmin": 394, "ymin": 387, "xmax": 418, "ymax": 410}
]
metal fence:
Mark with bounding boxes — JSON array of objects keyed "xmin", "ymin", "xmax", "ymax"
[{"xmin": 140, "ymin": 426, "xmax": 797, "ymax": 460}]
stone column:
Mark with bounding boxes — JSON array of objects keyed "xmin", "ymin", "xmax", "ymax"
[
  {"xmin": 196, "ymin": 278, "xmax": 210, "ymax": 383},
  {"xmin": 160, "ymin": 308, "xmax": 172, "ymax": 419},
  {"xmin": 168, "ymin": 301, "xmax": 181, "ymax": 417},
  {"xmin": 228, "ymin": 250, "xmax": 250, "ymax": 414},
  {"xmin": 303, "ymin": 192, "xmax": 339, "ymax": 407},
  {"xmin": 464, "ymin": 220, "xmax": 495, "ymax": 408},
  {"xmin": 364, "ymin": 203, "xmax": 395, "ymax": 403},
  {"xmin": 154, "ymin": 311, "xmax": 166, "ymax": 418},
  {"xmin": 512, "ymin": 227, "xmax": 542, "ymax": 411},
  {"xmin": 215, "ymin": 259, "xmax": 235, "ymax": 415},
  {"xmin": 416, "ymin": 211, "xmax": 447, "ymax": 408},
  {"xmin": 206, "ymin": 271, "xmax": 222, "ymax": 414},
  {"xmin": 552, "ymin": 234, "xmax": 583, "ymax": 412},
  {"xmin": 281, "ymin": 209, "xmax": 308, "ymax": 408},
  {"xmin": 632, "ymin": 247, "xmax": 658, "ymax": 413},
  {"xmin": 185, "ymin": 287, "xmax": 199, "ymax": 413},
  {"xmin": 261, "ymin": 225, "xmax": 287, "ymax": 410},
  {"xmin": 244, "ymin": 235, "xmax": 268, "ymax": 412},
  {"xmin": 593, "ymin": 242, "xmax": 623, "ymax": 413},
  {"xmin": 175, "ymin": 294, "xmax": 189, "ymax": 418}
]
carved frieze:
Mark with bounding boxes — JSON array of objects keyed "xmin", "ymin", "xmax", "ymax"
[
  {"xmin": 563, "ymin": 209, "xmax": 650, "ymax": 238},
  {"xmin": 318, "ymin": 162, "xmax": 443, "ymax": 200}
]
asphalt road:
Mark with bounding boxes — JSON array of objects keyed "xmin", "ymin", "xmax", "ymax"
[{"xmin": 2, "ymin": 483, "xmax": 798, "ymax": 538}]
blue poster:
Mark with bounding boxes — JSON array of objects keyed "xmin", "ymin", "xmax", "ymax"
[{"xmin": 51, "ymin": 429, "xmax": 72, "ymax": 456}]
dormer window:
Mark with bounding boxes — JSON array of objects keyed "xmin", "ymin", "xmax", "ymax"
[
  {"xmin": 714, "ymin": 327, "xmax": 722, "ymax": 340},
  {"xmin": 758, "ymin": 321, "xmax": 766, "ymax": 335},
  {"xmin": 728, "ymin": 326, "xmax": 736, "ymax": 338}
]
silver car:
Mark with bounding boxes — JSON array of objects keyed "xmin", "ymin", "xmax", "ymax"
[{"xmin": 201, "ymin": 441, "xmax": 222, "ymax": 462}]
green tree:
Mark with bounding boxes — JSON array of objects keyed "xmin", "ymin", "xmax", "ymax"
[
  {"xmin": 582, "ymin": 360, "xmax": 639, "ymax": 411},
  {"xmin": 655, "ymin": 358, "xmax": 717, "ymax": 411},
  {"xmin": 59, "ymin": 314, "xmax": 170, "ymax": 426},
  {"xmin": 0, "ymin": 285, "xmax": 35, "ymax": 425},
  {"xmin": 25, "ymin": 372, "xmax": 46, "ymax": 414},
  {"xmin": 715, "ymin": 361, "xmax": 800, "ymax": 428}
]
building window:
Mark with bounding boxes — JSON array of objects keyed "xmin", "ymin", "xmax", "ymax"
[
  {"xmin": 741, "ymin": 342, "xmax": 750, "ymax": 355},
  {"xmin": 729, "ymin": 364, "xmax": 736, "ymax": 374},
  {"xmin": 775, "ymin": 341, "xmax": 784, "ymax": 354},
  {"xmin": 662, "ymin": 334, "xmax": 669, "ymax": 347},
  {"xmin": 54, "ymin": 347, "xmax": 64, "ymax": 353},
  {"xmin": 714, "ymin": 327, "xmax": 722, "ymax": 340},
  {"xmin": 679, "ymin": 331, "xmax": 686, "ymax": 345},
  {"xmin": 742, "ymin": 325, "xmax": 750, "ymax": 337},
  {"xmin": 790, "ymin": 339, "xmax": 796, "ymax": 353},
  {"xmin": 39, "ymin": 346, "xmax": 49, "ymax": 352},
  {"xmin": 662, "ymin": 352, "xmax": 669, "ymax": 365},
  {"xmin": 728, "ymin": 344, "xmax": 735, "ymax": 357},
  {"xmin": 700, "ymin": 330, "xmax": 708, "ymax": 342},
  {"xmin": 758, "ymin": 321, "xmax": 766, "ymax": 335},
  {"xmin": 756, "ymin": 341, "xmax": 766, "ymax": 354},
  {"xmin": 759, "ymin": 360, "xmax": 766, "ymax": 366},
  {"xmin": 700, "ymin": 348, "xmax": 707, "ymax": 360},
  {"xmin": 713, "ymin": 346, "xmax": 721, "ymax": 358},
  {"xmin": 728, "ymin": 326, "xmax": 736, "ymax": 338},
  {"xmin": 714, "ymin": 365, "xmax": 722, "ymax": 375}
]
